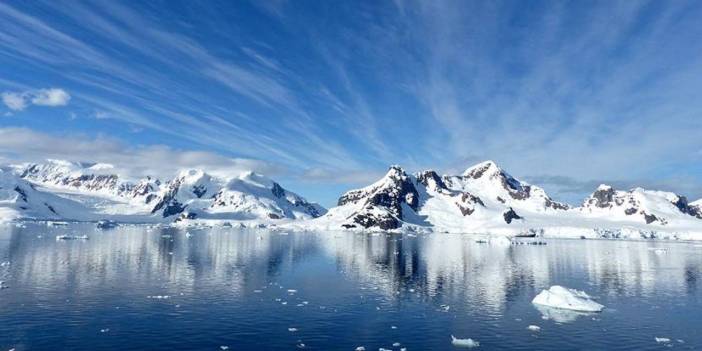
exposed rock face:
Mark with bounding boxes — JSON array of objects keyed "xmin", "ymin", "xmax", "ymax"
[
  {"xmin": 586, "ymin": 185, "xmax": 619, "ymax": 208},
  {"xmin": 338, "ymin": 166, "xmax": 419, "ymax": 229},
  {"xmin": 503, "ymin": 207, "xmax": 522, "ymax": 224},
  {"xmin": 671, "ymin": 196, "xmax": 702, "ymax": 219},
  {"xmin": 455, "ymin": 192, "xmax": 485, "ymax": 216}
]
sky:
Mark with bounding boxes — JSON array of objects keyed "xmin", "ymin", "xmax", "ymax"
[{"xmin": 1, "ymin": 0, "xmax": 702, "ymax": 207}]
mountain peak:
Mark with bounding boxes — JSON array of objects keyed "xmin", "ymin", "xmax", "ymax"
[{"xmin": 462, "ymin": 160, "xmax": 502, "ymax": 178}]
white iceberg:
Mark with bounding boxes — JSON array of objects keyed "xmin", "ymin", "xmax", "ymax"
[
  {"xmin": 451, "ymin": 335, "xmax": 480, "ymax": 348},
  {"xmin": 532, "ymin": 286, "xmax": 604, "ymax": 312},
  {"xmin": 527, "ymin": 325, "xmax": 541, "ymax": 332},
  {"xmin": 534, "ymin": 304, "xmax": 593, "ymax": 323}
]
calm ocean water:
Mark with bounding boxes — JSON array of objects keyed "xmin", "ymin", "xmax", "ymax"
[{"xmin": 1, "ymin": 223, "xmax": 701, "ymax": 350}]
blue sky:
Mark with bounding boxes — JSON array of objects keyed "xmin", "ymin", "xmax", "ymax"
[{"xmin": 1, "ymin": 0, "xmax": 702, "ymax": 207}]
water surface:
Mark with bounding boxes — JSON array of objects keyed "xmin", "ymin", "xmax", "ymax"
[{"xmin": 1, "ymin": 223, "xmax": 701, "ymax": 350}]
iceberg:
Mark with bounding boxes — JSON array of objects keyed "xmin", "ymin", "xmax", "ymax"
[{"xmin": 532, "ymin": 286, "xmax": 604, "ymax": 312}]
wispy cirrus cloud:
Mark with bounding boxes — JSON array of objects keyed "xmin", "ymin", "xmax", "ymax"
[{"xmin": 1, "ymin": 1, "xmax": 701, "ymax": 207}]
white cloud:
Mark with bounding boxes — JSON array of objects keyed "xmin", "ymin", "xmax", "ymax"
[
  {"xmin": 31, "ymin": 88, "xmax": 71, "ymax": 106},
  {"xmin": 0, "ymin": 127, "xmax": 283, "ymax": 180},
  {"xmin": 1, "ymin": 92, "xmax": 27, "ymax": 111},
  {"xmin": 1, "ymin": 88, "xmax": 71, "ymax": 111}
]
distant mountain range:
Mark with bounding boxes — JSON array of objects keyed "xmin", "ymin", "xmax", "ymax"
[
  {"xmin": 1, "ymin": 159, "xmax": 324, "ymax": 224},
  {"xmin": 2, "ymin": 159, "xmax": 702, "ymax": 240},
  {"xmin": 303, "ymin": 161, "xmax": 702, "ymax": 239}
]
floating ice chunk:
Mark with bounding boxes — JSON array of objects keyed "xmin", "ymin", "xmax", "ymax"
[
  {"xmin": 355, "ymin": 347, "xmax": 365, "ymax": 351},
  {"xmin": 287, "ymin": 289, "xmax": 298, "ymax": 293},
  {"xmin": 451, "ymin": 335, "xmax": 479, "ymax": 348},
  {"xmin": 185, "ymin": 232, "xmax": 193, "ymax": 238},
  {"xmin": 288, "ymin": 327, "xmax": 298, "ymax": 332},
  {"xmin": 55, "ymin": 235, "xmax": 88, "ymax": 241},
  {"xmin": 147, "ymin": 295, "xmax": 170, "ymax": 299},
  {"xmin": 392, "ymin": 342, "xmax": 401, "ymax": 347},
  {"xmin": 527, "ymin": 325, "xmax": 541, "ymax": 332},
  {"xmin": 391, "ymin": 326, "xmax": 397, "ymax": 329},
  {"xmin": 655, "ymin": 337, "xmax": 671, "ymax": 343},
  {"xmin": 532, "ymin": 286, "xmax": 604, "ymax": 312},
  {"xmin": 296, "ymin": 343, "xmax": 306, "ymax": 348},
  {"xmin": 220, "ymin": 346, "xmax": 229, "ymax": 350},
  {"xmin": 0, "ymin": 261, "xmax": 9, "ymax": 267},
  {"xmin": 100, "ymin": 328, "xmax": 109, "ymax": 333}
]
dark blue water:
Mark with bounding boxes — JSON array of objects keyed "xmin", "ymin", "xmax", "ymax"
[{"xmin": 1, "ymin": 223, "xmax": 701, "ymax": 350}]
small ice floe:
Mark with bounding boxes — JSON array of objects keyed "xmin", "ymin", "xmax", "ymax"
[
  {"xmin": 288, "ymin": 327, "xmax": 298, "ymax": 332},
  {"xmin": 185, "ymin": 232, "xmax": 193, "ymax": 238},
  {"xmin": 0, "ymin": 261, "xmax": 10, "ymax": 267},
  {"xmin": 648, "ymin": 248, "xmax": 667, "ymax": 255},
  {"xmin": 253, "ymin": 289, "xmax": 262, "ymax": 293},
  {"xmin": 655, "ymin": 337, "xmax": 671, "ymax": 344},
  {"xmin": 354, "ymin": 347, "xmax": 365, "ymax": 351},
  {"xmin": 287, "ymin": 289, "xmax": 298, "ymax": 294},
  {"xmin": 100, "ymin": 328, "xmax": 110, "ymax": 333},
  {"xmin": 0, "ymin": 281, "xmax": 8, "ymax": 289},
  {"xmin": 527, "ymin": 325, "xmax": 541, "ymax": 332},
  {"xmin": 220, "ymin": 346, "xmax": 229, "ymax": 350},
  {"xmin": 55, "ymin": 235, "xmax": 88, "ymax": 241},
  {"xmin": 451, "ymin": 335, "xmax": 480, "ymax": 348},
  {"xmin": 391, "ymin": 326, "xmax": 397, "ymax": 329},
  {"xmin": 296, "ymin": 343, "xmax": 306, "ymax": 348},
  {"xmin": 281, "ymin": 301, "xmax": 288, "ymax": 305},
  {"xmin": 532, "ymin": 286, "xmax": 604, "ymax": 312},
  {"xmin": 439, "ymin": 304, "xmax": 450, "ymax": 312},
  {"xmin": 278, "ymin": 232, "xmax": 289, "ymax": 236},
  {"xmin": 392, "ymin": 342, "xmax": 401, "ymax": 347}
]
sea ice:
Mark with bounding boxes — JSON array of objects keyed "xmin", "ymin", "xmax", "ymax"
[
  {"xmin": 655, "ymin": 337, "xmax": 671, "ymax": 343},
  {"xmin": 532, "ymin": 286, "xmax": 604, "ymax": 312},
  {"xmin": 527, "ymin": 325, "xmax": 541, "ymax": 332},
  {"xmin": 451, "ymin": 335, "xmax": 480, "ymax": 348},
  {"xmin": 354, "ymin": 347, "xmax": 365, "ymax": 351}
]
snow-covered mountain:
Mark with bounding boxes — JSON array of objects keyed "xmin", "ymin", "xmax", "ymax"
[
  {"xmin": 150, "ymin": 169, "xmax": 325, "ymax": 221},
  {"xmin": 580, "ymin": 185, "xmax": 702, "ymax": 224},
  {"xmin": 1, "ymin": 160, "xmax": 325, "ymax": 224},
  {"xmin": 308, "ymin": 161, "xmax": 702, "ymax": 239},
  {"xmin": 0, "ymin": 168, "xmax": 68, "ymax": 221}
]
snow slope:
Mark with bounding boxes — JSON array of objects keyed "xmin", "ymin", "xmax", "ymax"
[{"xmin": 302, "ymin": 161, "xmax": 702, "ymax": 240}]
